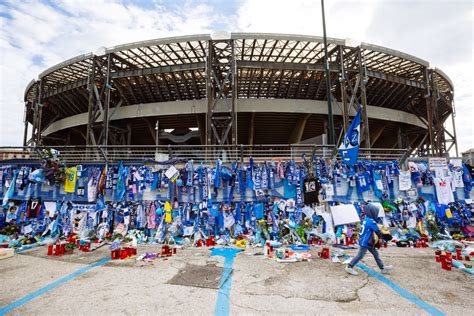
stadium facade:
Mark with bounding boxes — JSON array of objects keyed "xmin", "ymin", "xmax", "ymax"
[{"xmin": 23, "ymin": 33, "xmax": 458, "ymax": 156}]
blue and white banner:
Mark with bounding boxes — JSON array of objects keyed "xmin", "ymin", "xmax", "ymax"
[{"xmin": 338, "ymin": 109, "xmax": 361, "ymax": 166}]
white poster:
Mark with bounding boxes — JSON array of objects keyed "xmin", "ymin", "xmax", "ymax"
[
  {"xmin": 330, "ymin": 204, "xmax": 360, "ymax": 226},
  {"xmin": 398, "ymin": 171, "xmax": 412, "ymax": 191},
  {"xmin": 429, "ymin": 157, "xmax": 447, "ymax": 170},
  {"xmin": 165, "ymin": 165, "xmax": 179, "ymax": 182},
  {"xmin": 44, "ymin": 201, "xmax": 57, "ymax": 217}
]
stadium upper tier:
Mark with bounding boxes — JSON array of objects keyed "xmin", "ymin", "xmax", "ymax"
[{"xmin": 23, "ymin": 33, "xmax": 454, "ymax": 148}]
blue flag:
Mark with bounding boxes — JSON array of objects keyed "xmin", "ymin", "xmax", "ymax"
[{"xmin": 338, "ymin": 109, "xmax": 361, "ymax": 166}]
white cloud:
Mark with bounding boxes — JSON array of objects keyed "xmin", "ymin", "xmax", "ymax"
[
  {"xmin": 443, "ymin": 62, "xmax": 474, "ymax": 153},
  {"xmin": 236, "ymin": 0, "xmax": 473, "ymax": 153},
  {"xmin": 236, "ymin": 0, "xmax": 378, "ymax": 42},
  {"xmin": 0, "ymin": 0, "xmax": 217, "ymax": 146}
]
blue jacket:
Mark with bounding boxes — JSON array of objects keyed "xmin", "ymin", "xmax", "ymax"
[
  {"xmin": 359, "ymin": 217, "xmax": 380, "ymax": 248},
  {"xmin": 359, "ymin": 204, "xmax": 381, "ymax": 248}
]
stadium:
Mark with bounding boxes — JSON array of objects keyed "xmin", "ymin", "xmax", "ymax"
[{"xmin": 23, "ymin": 33, "xmax": 457, "ymax": 158}]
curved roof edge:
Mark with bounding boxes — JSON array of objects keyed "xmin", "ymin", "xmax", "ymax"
[
  {"xmin": 105, "ymin": 33, "xmax": 212, "ymax": 54},
  {"xmin": 23, "ymin": 79, "xmax": 36, "ymax": 102},
  {"xmin": 360, "ymin": 42, "xmax": 429, "ymax": 67},
  {"xmin": 230, "ymin": 32, "xmax": 346, "ymax": 46},
  {"xmin": 38, "ymin": 52, "xmax": 93, "ymax": 79},
  {"xmin": 434, "ymin": 67, "xmax": 454, "ymax": 90}
]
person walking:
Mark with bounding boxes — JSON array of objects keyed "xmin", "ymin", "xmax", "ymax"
[{"xmin": 345, "ymin": 203, "xmax": 393, "ymax": 275}]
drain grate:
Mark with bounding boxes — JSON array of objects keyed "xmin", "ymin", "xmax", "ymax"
[{"xmin": 167, "ymin": 263, "xmax": 224, "ymax": 289}]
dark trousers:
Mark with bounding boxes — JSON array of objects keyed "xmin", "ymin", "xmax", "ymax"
[{"xmin": 348, "ymin": 246, "xmax": 384, "ymax": 269}]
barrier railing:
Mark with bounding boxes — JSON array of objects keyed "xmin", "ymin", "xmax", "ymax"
[{"xmin": 0, "ymin": 145, "xmax": 410, "ymax": 164}]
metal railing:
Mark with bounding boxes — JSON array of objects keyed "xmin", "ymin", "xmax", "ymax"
[{"xmin": 0, "ymin": 145, "xmax": 410, "ymax": 165}]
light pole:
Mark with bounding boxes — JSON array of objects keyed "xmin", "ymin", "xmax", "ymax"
[{"xmin": 321, "ymin": 0, "xmax": 335, "ymax": 145}]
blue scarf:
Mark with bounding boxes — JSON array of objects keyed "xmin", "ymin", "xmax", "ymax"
[
  {"xmin": 247, "ymin": 158, "xmax": 254, "ymax": 189},
  {"xmin": 238, "ymin": 168, "xmax": 246, "ymax": 199},
  {"xmin": 114, "ymin": 162, "xmax": 126, "ymax": 201},
  {"xmin": 186, "ymin": 160, "xmax": 194, "ymax": 187},
  {"xmin": 268, "ymin": 163, "xmax": 275, "ymax": 190},
  {"xmin": 295, "ymin": 169, "xmax": 303, "ymax": 207},
  {"xmin": 463, "ymin": 164, "xmax": 473, "ymax": 192},
  {"xmin": 261, "ymin": 162, "xmax": 269, "ymax": 190},
  {"xmin": 214, "ymin": 159, "xmax": 221, "ymax": 189}
]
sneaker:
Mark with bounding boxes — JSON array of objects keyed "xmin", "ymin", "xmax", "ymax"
[
  {"xmin": 381, "ymin": 265, "xmax": 394, "ymax": 274},
  {"xmin": 345, "ymin": 266, "xmax": 359, "ymax": 275}
]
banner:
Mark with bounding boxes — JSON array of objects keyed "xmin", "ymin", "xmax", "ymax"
[{"xmin": 338, "ymin": 109, "xmax": 361, "ymax": 166}]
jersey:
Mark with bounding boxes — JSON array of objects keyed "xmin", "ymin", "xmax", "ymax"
[
  {"xmin": 27, "ymin": 198, "xmax": 42, "ymax": 219},
  {"xmin": 434, "ymin": 177, "xmax": 455, "ymax": 205},
  {"xmin": 164, "ymin": 201, "xmax": 172, "ymax": 224},
  {"xmin": 356, "ymin": 173, "xmax": 371, "ymax": 193},
  {"xmin": 358, "ymin": 217, "xmax": 380, "ymax": 248},
  {"xmin": 64, "ymin": 167, "xmax": 77, "ymax": 193},
  {"xmin": 453, "ymin": 170, "xmax": 464, "ymax": 188},
  {"xmin": 303, "ymin": 177, "xmax": 321, "ymax": 204}
]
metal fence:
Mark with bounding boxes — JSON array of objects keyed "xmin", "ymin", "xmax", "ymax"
[{"xmin": 0, "ymin": 145, "xmax": 410, "ymax": 165}]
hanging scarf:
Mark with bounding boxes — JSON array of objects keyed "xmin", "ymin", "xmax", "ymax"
[
  {"xmin": 2, "ymin": 170, "xmax": 17, "ymax": 208},
  {"xmin": 244, "ymin": 202, "xmax": 252, "ymax": 227},
  {"xmin": 97, "ymin": 166, "xmax": 107, "ymax": 196},
  {"xmin": 254, "ymin": 167, "xmax": 261, "ymax": 191},
  {"xmin": 16, "ymin": 167, "xmax": 30, "ymax": 191},
  {"xmin": 0, "ymin": 168, "xmax": 4, "ymax": 191},
  {"xmin": 246, "ymin": 158, "xmax": 254, "ymax": 189},
  {"xmin": 261, "ymin": 162, "xmax": 269, "ymax": 190},
  {"xmin": 234, "ymin": 202, "xmax": 243, "ymax": 223},
  {"xmin": 214, "ymin": 159, "xmax": 221, "ymax": 189},
  {"xmin": 296, "ymin": 169, "xmax": 303, "ymax": 207},
  {"xmin": 206, "ymin": 168, "xmax": 212, "ymax": 200},
  {"xmin": 254, "ymin": 167, "xmax": 265, "ymax": 200},
  {"xmin": 320, "ymin": 159, "xmax": 328, "ymax": 178},
  {"xmin": 127, "ymin": 168, "xmax": 136, "ymax": 200},
  {"xmin": 186, "ymin": 160, "xmax": 194, "ymax": 187},
  {"xmin": 150, "ymin": 171, "xmax": 158, "ymax": 191},
  {"xmin": 144, "ymin": 167, "xmax": 154, "ymax": 189},
  {"xmin": 268, "ymin": 163, "xmax": 275, "ymax": 190},
  {"xmin": 87, "ymin": 167, "xmax": 100, "ymax": 202},
  {"xmin": 231, "ymin": 162, "xmax": 238, "ymax": 189},
  {"xmin": 137, "ymin": 166, "xmax": 148, "ymax": 192},
  {"xmin": 239, "ymin": 167, "xmax": 246, "ymax": 196},
  {"xmin": 287, "ymin": 160, "xmax": 295, "ymax": 184},
  {"xmin": 105, "ymin": 166, "xmax": 114, "ymax": 196},
  {"xmin": 315, "ymin": 159, "xmax": 321, "ymax": 178},
  {"xmin": 463, "ymin": 164, "xmax": 473, "ymax": 192},
  {"xmin": 372, "ymin": 170, "xmax": 383, "ymax": 198},
  {"xmin": 277, "ymin": 161, "xmax": 284, "ymax": 179},
  {"xmin": 385, "ymin": 165, "xmax": 393, "ymax": 184},
  {"xmin": 200, "ymin": 167, "xmax": 207, "ymax": 201},
  {"xmin": 115, "ymin": 162, "xmax": 126, "ymax": 201}
]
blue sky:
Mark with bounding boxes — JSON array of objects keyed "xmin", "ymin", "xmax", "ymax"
[{"xmin": 0, "ymin": 0, "xmax": 472, "ymax": 152}]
